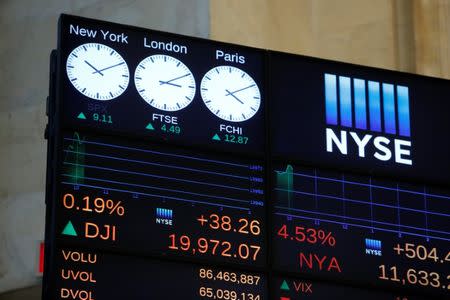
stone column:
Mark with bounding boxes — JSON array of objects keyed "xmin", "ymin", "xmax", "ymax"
[
  {"xmin": 0, "ymin": 0, "xmax": 209, "ymax": 294},
  {"xmin": 413, "ymin": 0, "xmax": 450, "ymax": 78}
]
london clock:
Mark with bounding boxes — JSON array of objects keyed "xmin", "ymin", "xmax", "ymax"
[{"xmin": 134, "ymin": 54, "xmax": 196, "ymax": 111}]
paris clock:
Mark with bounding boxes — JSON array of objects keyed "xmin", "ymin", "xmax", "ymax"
[{"xmin": 200, "ymin": 66, "xmax": 261, "ymax": 122}]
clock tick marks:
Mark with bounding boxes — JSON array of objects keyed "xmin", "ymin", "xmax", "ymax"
[
  {"xmin": 200, "ymin": 66, "xmax": 261, "ymax": 122},
  {"xmin": 67, "ymin": 43, "xmax": 129, "ymax": 100},
  {"xmin": 135, "ymin": 54, "xmax": 194, "ymax": 111}
]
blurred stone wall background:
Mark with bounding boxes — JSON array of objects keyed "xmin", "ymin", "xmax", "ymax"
[
  {"xmin": 0, "ymin": 0, "xmax": 448, "ymax": 298},
  {"xmin": 210, "ymin": 0, "xmax": 450, "ymax": 79},
  {"xmin": 0, "ymin": 0, "xmax": 209, "ymax": 296}
]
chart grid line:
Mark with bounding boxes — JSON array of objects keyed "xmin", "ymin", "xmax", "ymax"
[
  {"xmin": 63, "ymin": 182, "xmax": 251, "ymax": 211},
  {"xmin": 64, "ymin": 137, "xmax": 250, "ymax": 168},
  {"xmin": 274, "ymin": 165, "xmax": 450, "ymax": 242},
  {"xmin": 275, "ymin": 212, "xmax": 450, "ymax": 242}
]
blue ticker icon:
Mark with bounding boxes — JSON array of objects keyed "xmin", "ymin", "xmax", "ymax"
[
  {"xmin": 156, "ymin": 208, "xmax": 173, "ymax": 219},
  {"xmin": 365, "ymin": 238, "xmax": 382, "ymax": 250},
  {"xmin": 365, "ymin": 238, "xmax": 382, "ymax": 256}
]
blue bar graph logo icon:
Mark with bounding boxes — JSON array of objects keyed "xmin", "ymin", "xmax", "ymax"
[
  {"xmin": 365, "ymin": 238, "xmax": 382, "ymax": 256},
  {"xmin": 324, "ymin": 73, "xmax": 411, "ymax": 137},
  {"xmin": 156, "ymin": 208, "xmax": 173, "ymax": 226}
]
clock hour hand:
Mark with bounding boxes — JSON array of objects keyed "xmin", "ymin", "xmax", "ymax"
[
  {"xmin": 84, "ymin": 60, "xmax": 104, "ymax": 76},
  {"xmin": 225, "ymin": 89, "xmax": 244, "ymax": 104},
  {"xmin": 158, "ymin": 81, "xmax": 182, "ymax": 88},
  {"xmin": 92, "ymin": 62, "xmax": 125, "ymax": 74},
  {"xmin": 159, "ymin": 73, "xmax": 191, "ymax": 87},
  {"xmin": 225, "ymin": 84, "xmax": 255, "ymax": 96}
]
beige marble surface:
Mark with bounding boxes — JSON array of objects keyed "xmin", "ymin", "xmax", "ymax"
[
  {"xmin": 210, "ymin": 0, "xmax": 450, "ymax": 79},
  {"xmin": 0, "ymin": 0, "xmax": 208, "ymax": 293},
  {"xmin": 211, "ymin": 0, "xmax": 398, "ymax": 70}
]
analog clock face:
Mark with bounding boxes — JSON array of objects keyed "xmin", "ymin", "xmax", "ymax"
[
  {"xmin": 200, "ymin": 66, "xmax": 261, "ymax": 122},
  {"xmin": 134, "ymin": 55, "xmax": 196, "ymax": 111},
  {"xmin": 66, "ymin": 43, "xmax": 129, "ymax": 100}
]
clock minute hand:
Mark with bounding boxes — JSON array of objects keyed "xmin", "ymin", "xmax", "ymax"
[
  {"xmin": 84, "ymin": 60, "xmax": 104, "ymax": 76},
  {"xmin": 93, "ymin": 62, "xmax": 125, "ymax": 74},
  {"xmin": 159, "ymin": 73, "xmax": 191, "ymax": 87},
  {"xmin": 158, "ymin": 81, "xmax": 182, "ymax": 88},
  {"xmin": 225, "ymin": 89, "xmax": 244, "ymax": 104},
  {"xmin": 225, "ymin": 84, "xmax": 255, "ymax": 96}
]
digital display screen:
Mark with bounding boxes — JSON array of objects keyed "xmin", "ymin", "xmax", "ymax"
[
  {"xmin": 43, "ymin": 14, "xmax": 450, "ymax": 300},
  {"xmin": 55, "ymin": 131, "xmax": 265, "ymax": 267},
  {"xmin": 58, "ymin": 15, "xmax": 265, "ymax": 155},
  {"xmin": 49, "ymin": 247, "xmax": 267, "ymax": 299},
  {"xmin": 272, "ymin": 162, "xmax": 449, "ymax": 297},
  {"xmin": 269, "ymin": 52, "xmax": 450, "ymax": 186}
]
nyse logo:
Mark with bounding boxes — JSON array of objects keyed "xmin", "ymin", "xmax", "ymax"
[
  {"xmin": 156, "ymin": 208, "xmax": 173, "ymax": 226},
  {"xmin": 324, "ymin": 74, "xmax": 412, "ymax": 165},
  {"xmin": 365, "ymin": 238, "xmax": 382, "ymax": 256}
]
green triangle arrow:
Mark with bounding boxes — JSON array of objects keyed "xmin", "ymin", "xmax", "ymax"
[
  {"xmin": 145, "ymin": 123, "xmax": 155, "ymax": 130},
  {"xmin": 212, "ymin": 134, "xmax": 221, "ymax": 141},
  {"xmin": 280, "ymin": 280, "xmax": 290, "ymax": 291},
  {"xmin": 62, "ymin": 221, "xmax": 77, "ymax": 236},
  {"xmin": 77, "ymin": 112, "xmax": 86, "ymax": 120}
]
